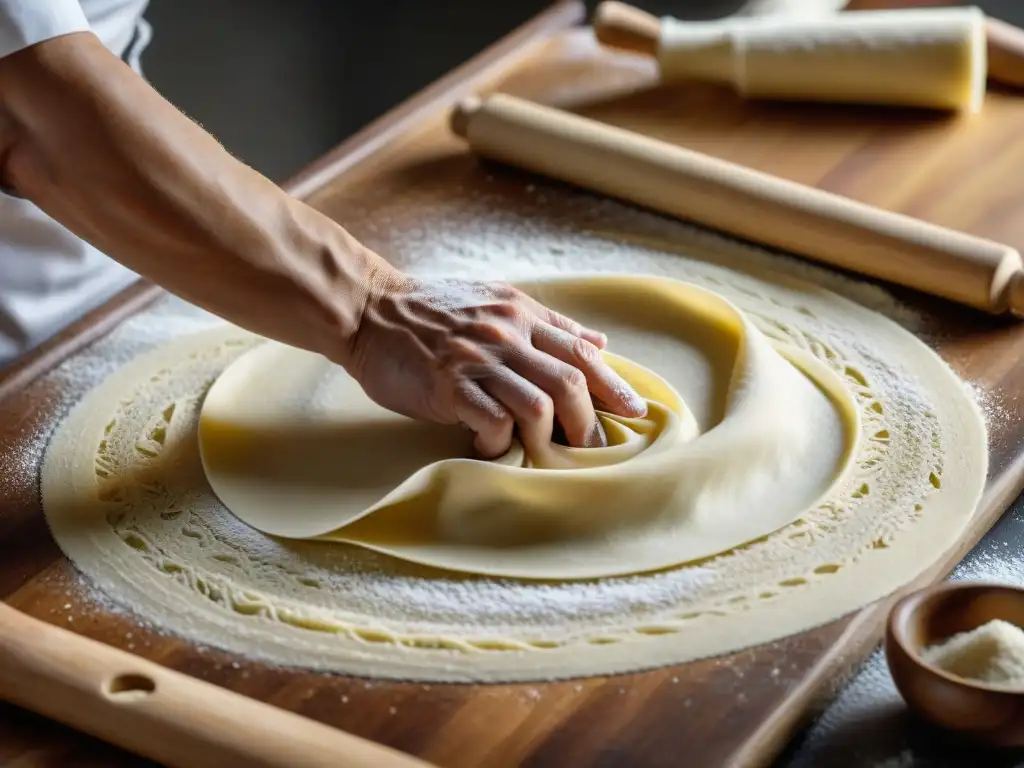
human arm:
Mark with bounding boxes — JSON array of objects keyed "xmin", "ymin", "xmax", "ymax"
[{"xmin": 0, "ymin": 31, "xmax": 646, "ymax": 454}]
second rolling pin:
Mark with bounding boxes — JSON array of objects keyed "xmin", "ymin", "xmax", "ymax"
[
  {"xmin": 593, "ymin": 1, "xmax": 1024, "ymax": 96},
  {"xmin": 450, "ymin": 93, "xmax": 1024, "ymax": 316}
]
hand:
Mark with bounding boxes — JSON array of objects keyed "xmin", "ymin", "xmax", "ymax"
[{"xmin": 346, "ymin": 272, "xmax": 648, "ymax": 458}]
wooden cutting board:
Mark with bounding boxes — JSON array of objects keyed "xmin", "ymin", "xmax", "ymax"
[{"xmin": 3, "ymin": 1, "xmax": 1024, "ymax": 766}]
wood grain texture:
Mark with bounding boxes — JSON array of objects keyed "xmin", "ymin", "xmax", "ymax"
[{"xmin": 3, "ymin": 1, "xmax": 1024, "ymax": 766}]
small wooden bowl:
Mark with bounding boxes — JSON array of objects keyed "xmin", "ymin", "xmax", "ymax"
[{"xmin": 886, "ymin": 581, "xmax": 1024, "ymax": 747}]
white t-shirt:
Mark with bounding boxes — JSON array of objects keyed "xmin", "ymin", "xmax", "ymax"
[{"xmin": 0, "ymin": 0, "xmax": 150, "ymax": 366}]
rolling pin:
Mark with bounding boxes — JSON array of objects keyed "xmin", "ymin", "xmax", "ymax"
[
  {"xmin": 0, "ymin": 602, "xmax": 432, "ymax": 768},
  {"xmin": 593, "ymin": 1, "xmax": 1024, "ymax": 105},
  {"xmin": 449, "ymin": 93, "xmax": 1024, "ymax": 316}
]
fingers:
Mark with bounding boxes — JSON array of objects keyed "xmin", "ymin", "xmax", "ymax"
[
  {"xmin": 552, "ymin": 313, "xmax": 608, "ymax": 349},
  {"xmin": 503, "ymin": 345, "xmax": 607, "ymax": 449},
  {"xmin": 532, "ymin": 323, "xmax": 647, "ymax": 419},
  {"xmin": 518, "ymin": 294, "xmax": 607, "ymax": 349},
  {"xmin": 441, "ymin": 282, "xmax": 645, "ymax": 456},
  {"xmin": 454, "ymin": 381, "xmax": 514, "ymax": 459},
  {"xmin": 480, "ymin": 368, "xmax": 560, "ymax": 453}
]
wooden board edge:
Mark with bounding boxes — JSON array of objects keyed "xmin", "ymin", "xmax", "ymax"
[
  {"xmin": 726, "ymin": 451, "xmax": 1024, "ymax": 768},
  {"xmin": 0, "ymin": 0, "xmax": 586, "ymax": 403},
  {"xmin": 281, "ymin": 0, "xmax": 587, "ymax": 200}
]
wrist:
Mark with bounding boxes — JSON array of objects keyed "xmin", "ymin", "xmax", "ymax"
[{"xmin": 300, "ymin": 213, "xmax": 404, "ymax": 367}]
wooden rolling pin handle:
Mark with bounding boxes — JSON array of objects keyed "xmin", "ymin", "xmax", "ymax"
[
  {"xmin": 1008, "ymin": 271, "xmax": 1024, "ymax": 318},
  {"xmin": 987, "ymin": 16, "xmax": 1024, "ymax": 89},
  {"xmin": 451, "ymin": 94, "xmax": 1024, "ymax": 317},
  {"xmin": 449, "ymin": 94, "xmax": 479, "ymax": 141},
  {"xmin": 0, "ymin": 603, "xmax": 432, "ymax": 768},
  {"xmin": 592, "ymin": 1, "xmax": 659, "ymax": 57}
]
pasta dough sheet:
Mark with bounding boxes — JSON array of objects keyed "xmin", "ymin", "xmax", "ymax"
[{"xmin": 198, "ymin": 275, "xmax": 858, "ymax": 580}]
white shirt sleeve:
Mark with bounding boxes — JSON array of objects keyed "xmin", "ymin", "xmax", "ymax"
[{"xmin": 0, "ymin": 0, "xmax": 89, "ymax": 61}]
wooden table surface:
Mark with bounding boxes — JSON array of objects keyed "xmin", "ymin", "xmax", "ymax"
[{"xmin": 4, "ymin": 1, "xmax": 1024, "ymax": 766}]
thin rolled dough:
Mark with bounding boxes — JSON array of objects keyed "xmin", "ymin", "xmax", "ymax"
[{"xmin": 198, "ymin": 275, "xmax": 858, "ymax": 580}]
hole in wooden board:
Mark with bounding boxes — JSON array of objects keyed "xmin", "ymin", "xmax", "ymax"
[{"xmin": 104, "ymin": 673, "xmax": 157, "ymax": 702}]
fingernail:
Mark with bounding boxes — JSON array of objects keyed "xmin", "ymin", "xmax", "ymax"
[{"xmin": 586, "ymin": 420, "xmax": 607, "ymax": 448}]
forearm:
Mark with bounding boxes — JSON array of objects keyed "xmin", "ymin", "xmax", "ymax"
[{"xmin": 0, "ymin": 31, "xmax": 392, "ymax": 362}]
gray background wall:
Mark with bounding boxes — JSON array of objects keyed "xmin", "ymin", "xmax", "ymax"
[{"xmin": 140, "ymin": 0, "xmax": 750, "ymax": 182}]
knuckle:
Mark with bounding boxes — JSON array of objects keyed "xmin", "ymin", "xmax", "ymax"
[
  {"xmin": 460, "ymin": 386, "xmax": 506, "ymax": 425},
  {"xmin": 524, "ymin": 391, "xmax": 553, "ymax": 420},
  {"xmin": 558, "ymin": 366, "xmax": 588, "ymax": 396},
  {"xmin": 571, "ymin": 336, "xmax": 600, "ymax": 364}
]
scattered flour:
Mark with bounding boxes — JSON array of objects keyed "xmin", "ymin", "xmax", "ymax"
[{"xmin": 964, "ymin": 382, "xmax": 1011, "ymax": 433}]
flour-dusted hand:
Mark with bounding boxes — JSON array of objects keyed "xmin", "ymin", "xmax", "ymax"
[{"xmin": 347, "ymin": 275, "xmax": 648, "ymax": 457}]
